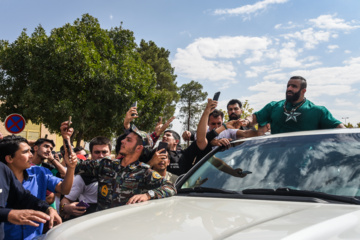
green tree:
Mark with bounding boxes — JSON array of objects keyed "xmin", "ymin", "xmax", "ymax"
[
  {"xmin": 0, "ymin": 14, "xmax": 166, "ymax": 145},
  {"xmin": 137, "ymin": 40, "xmax": 179, "ymax": 121},
  {"xmin": 178, "ymin": 80, "xmax": 207, "ymax": 132},
  {"xmin": 345, "ymin": 122, "xmax": 354, "ymax": 128},
  {"xmin": 241, "ymin": 100, "xmax": 254, "ymax": 119}
]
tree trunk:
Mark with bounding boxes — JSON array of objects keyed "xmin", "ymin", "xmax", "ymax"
[{"xmin": 75, "ymin": 130, "xmax": 84, "ymax": 148}]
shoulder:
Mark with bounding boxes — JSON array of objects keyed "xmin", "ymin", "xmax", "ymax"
[
  {"xmin": 305, "ymin": 100, "xmax": 329, "ymax": 111},
  {"xmin": 257, "ymin": 100, "xmax": 284, "ymax": 112},
  {"xmin": 27, "ymin": 165, "xmax": 51, "ymax": 175},
  {"xmin": 138, "ymin": 162, "xmax": 151, "ymax": 169}
]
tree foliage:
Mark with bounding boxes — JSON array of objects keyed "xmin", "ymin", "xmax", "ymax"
[
  {"xmin": 178, "ymin": 80, "xmax": 207, "ymax": 132},
  {"xmin": 137, "ymin": 40, "xmax": 179, "ymax": 122},
  {"xmin": 0, "ymin": 14, "xmax": 170, "ymax": 144}
]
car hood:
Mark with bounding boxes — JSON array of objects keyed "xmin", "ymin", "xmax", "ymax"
[{"xmin": 45, "ymin": 196, "xmax": 360, "ymax": 240}]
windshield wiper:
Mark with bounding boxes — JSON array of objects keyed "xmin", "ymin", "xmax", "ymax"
[
  {"xmin": 178, "ymin": 187, "xmax": 239, "ymax": 194},
  {"xmin": 242, "ymin": 188, "xmax": 360, "ymax": 205}
]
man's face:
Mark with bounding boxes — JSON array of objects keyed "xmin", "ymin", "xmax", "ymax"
[
  {"xmin": 36, "ymin": 141, "xmax": 54, "ymax": 160},
  {"xmin": 9, "ymin": 142, "xmax": 33, "ymax": 170},
  {"xmin": 286, "ymin": 79, "xmax": 303, "ymax": 103},
  {"xmin": 153, "ymin": 154, "xmax": 169, "ymax": 172},
  {"xmin": 162, "ymin": 132, "xmax": 178, "ymax": 149},
  {"xmin": 227, "ymin": 103, "xmax": 242, "ymax": 120},
  {"xmin": 119, "ymin": 132, "xmax": 139, "ymax": 156},
  {"xmin": 91, "ymin": 144, "xmax": 111, "ymax": 160},
  {"xmin": 208, "ymin": 115, "xmax": 223, "ymax": 131}
]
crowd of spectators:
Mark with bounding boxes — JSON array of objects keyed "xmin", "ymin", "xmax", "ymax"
[{"xmin": 0, "ymin": 76, "xmax": 344, "ymax": 239}]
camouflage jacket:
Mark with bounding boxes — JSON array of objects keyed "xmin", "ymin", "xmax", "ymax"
[{"xmin": 77, "ymin": 157, "xmax": 177, "ymax": 211}]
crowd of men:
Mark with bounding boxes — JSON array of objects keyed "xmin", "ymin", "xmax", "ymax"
[{"xmin": 0, "ymin": 76, "xmax": 345, "ymax": 239}]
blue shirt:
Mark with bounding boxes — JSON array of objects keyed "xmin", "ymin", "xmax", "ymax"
[{"xmin": 4, "ymin": 166, "xmax": 61, "ymax": 240}]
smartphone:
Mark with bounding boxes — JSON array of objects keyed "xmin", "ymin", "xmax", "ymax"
[
  {"xmin": 239, "ymin": 170, "xmax": 252, "ymax": 174},
  {"xmin": 131, "ymin": 101, "xmax": 137, "ymax": 116},
  {"xmin": 157, "ymin": 142, "xmax": 168, "ymax": 151},
  {"xmin": 76, "ymin": 200, "xmax": 90, "ymax": 210},
  {"xmin": 213, "ymin": 92, "xmax": 221, "ymax": 101}
]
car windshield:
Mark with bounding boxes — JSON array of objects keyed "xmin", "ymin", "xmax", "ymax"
[{"xmin": 180, "ymin": 132, "xmax": 360, "ymax": 198}]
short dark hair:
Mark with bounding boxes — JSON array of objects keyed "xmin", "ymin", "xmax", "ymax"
[
  {"xmin": 34, "ymin": 138, "xmax": 55, "ymax": 148},
  {"xmin": 115, "ymin": 133, "xmax": 127, "ymax": 154},
  {"xmin": 227, "ymin": 99, "xmax": 242, "ymax": 109},
  {"xmin": 209, "ymin": 109, "xmax": 224, "ymax": 121},
  {"xmin": 164, "ymin": 130, "xmax": 181, "ymax": 144},
  {"xmin": 290, "ymin": 76, "xmax": 307, "ymax": 89},
  {"xmin": 74, "ymin": 146, "xmax": 85, "ymax": 153},
  {"xmin": 89, "ymin": 136, "xmax": 111, "ymax": 153},
  {"xmin": 0, "ymin": 135, "xmax": 28, "ymax": 164}
]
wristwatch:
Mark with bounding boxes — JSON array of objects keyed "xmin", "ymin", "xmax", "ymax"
[{"xmin": 148, "ymin": 190, "xmax": 155, "ymax": 199}]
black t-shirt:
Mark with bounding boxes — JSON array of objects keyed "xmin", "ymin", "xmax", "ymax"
[{"xmin": 147, "ymin": 129, "xmax": 219, "ymax": 176}]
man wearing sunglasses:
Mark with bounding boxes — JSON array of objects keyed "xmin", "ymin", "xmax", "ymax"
[{"xmin": 60, "ymin": 137, "xmax": 111, "ymax": 220}]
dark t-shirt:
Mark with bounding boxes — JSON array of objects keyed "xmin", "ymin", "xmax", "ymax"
[{"xmin": 148, "ymin": 130, "xmax": 219, "ymax": 176}]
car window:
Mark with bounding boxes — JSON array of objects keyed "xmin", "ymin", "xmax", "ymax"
[{"xmin": 181, "ymin": 133, "xmax": 360, "ymax": 198}]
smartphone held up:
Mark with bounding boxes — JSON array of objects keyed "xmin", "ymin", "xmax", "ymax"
[
  {"xmin": 131, "ymin": 101, "xmax": 138, "ymax": 117},
  {"xmin": 213, "ymin": 92, "xmax": 221, "ymax": 101}
]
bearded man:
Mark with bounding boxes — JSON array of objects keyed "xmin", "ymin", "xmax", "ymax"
[{"xmin": 243, "ymin": 76, "xmax": 345, "ymax": 134}]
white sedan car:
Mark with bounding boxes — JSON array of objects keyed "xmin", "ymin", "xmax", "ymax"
[{"xmin": 44, "ymin": 129, "xmax": 360, "ymax": 239}]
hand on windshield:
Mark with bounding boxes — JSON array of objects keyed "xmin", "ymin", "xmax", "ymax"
[{"xmin": 211, "ymin": 138, "xmax": 231, "ymax": 148}]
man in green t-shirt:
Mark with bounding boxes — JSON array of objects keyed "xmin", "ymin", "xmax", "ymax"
[{"xmin": 243, "ymin": 76, "xmax": 345, "ymax": 134}]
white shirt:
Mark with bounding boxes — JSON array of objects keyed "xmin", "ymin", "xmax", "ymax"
[{"xmin": 65, "ymin": 175, "xmax": 98, "ymax": 203}]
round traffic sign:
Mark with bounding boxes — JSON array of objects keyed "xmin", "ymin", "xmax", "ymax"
[{"xmin": 4, "ymin": 114, "xmax": 26, "ymax": 134}]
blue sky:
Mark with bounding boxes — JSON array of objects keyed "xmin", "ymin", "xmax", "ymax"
[{"xmin": 1, "ymin": 0, "xmax": 360, "ymax": 133}]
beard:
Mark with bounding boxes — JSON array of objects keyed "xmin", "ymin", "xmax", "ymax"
[
  {"xmin": 286, "ymin": 89, "xmax": 301, "ymax": 103},
  {"xmin": 229, "ymin": 113, "xmax": 240, "ymax": 120}
]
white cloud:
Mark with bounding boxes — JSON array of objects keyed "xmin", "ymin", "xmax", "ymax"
[
  {"xmin": 180, "ymin": 31, "xmax": 192, "ymax": 38},
  {"xmin": 328, "ymin": 45, "xmax": 339, "ymax": 50},
  {"xmin": 172, "ymin": 36, "xmax": 271, "ymax": 81},
  {"xmin": 283, "ymin": 28, "xmax": 332, "ymax": 49},
  {"xmin": 263, "ymin": 73, "xmax": 289, "ymax": 81},
  {"xmin": 274, "ymin": 21, "xmax": 301, "ymax": 30},
  {"xmin": 327, "ymin": 44, "xmax": 339, "ymax": 53},
  {"xmin": 213, "ymin": 0, "xmax": 288, "ymax": 17},
  {"xmin": 344, "ymin": 50, "xmax": 352, "ymax": 54},
  {"xmin": 343, "ymin": 57, "xmax": 360, "ymax": 65},
  {"xmin": 335, "ymin": 98, "xmax": 353, "ymax": 107},
  {"xmin": 309, "ymin": 14, "xmax": 360, "ymax": 30},
  {"xmin": 291, "ymin": 62, "xmax": 360, "ymax": 86},
  {"xmin": 110, "ymin": 15, "xmax": 113, "ymax": 20}
]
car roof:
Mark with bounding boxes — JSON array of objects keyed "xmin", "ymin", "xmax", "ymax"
[{"xmin": 233, "ymin": 128, "xmax": 360, "ymax": 144}]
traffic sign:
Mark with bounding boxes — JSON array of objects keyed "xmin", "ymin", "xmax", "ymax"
[{"xmin": 4, "ymin": 114, "xmax": 26, "ymax": 134}]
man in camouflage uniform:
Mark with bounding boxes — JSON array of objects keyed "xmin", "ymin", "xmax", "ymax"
[{"xmin": 74, "ymin": 124, "xmax": 177, "ymax": 210}]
